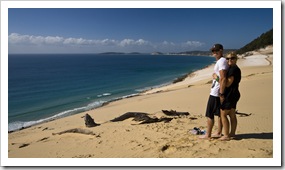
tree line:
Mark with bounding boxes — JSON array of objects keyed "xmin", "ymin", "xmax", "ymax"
[{"xmin": 236, "ymin": 28, "xmax": 273, "ymax": 54}]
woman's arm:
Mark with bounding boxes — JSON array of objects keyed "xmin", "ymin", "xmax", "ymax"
[{"xmin": 226, "ymin": 76, "xmax": 234, "ymax": 87}]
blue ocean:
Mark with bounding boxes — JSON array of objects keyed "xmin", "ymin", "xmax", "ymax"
[{"xmin": 8, "ymin": 54, "xmax": 215, "ymax": 131}]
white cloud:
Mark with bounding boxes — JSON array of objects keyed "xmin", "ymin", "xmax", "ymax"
[
  {"xmin": 119, "ymin": 39, "xmax": 135, "ymax": 47},
  {"xmin": 9, "ymin": 33, "xmax": 30, "ymax": 44},
  {"xmin": 45, "ymin": 36, "xmax": 64, "ymax": 44},
  {"xmin": 63, "ymin": 38, "xmax": 86, "ymax": 45},
  {"xmin": 118, "ymin": 39, "xmax": 150, "ymax": 47},
  {"xmin": 29, "ymin": 35, "xmax": 45, "ymax": 44},
  {"xmin": 136, "ymin": 39, "xmax": 149, "ymax": 45},
  {"xmin": 100, "ymin": 39, "xmax": 118, "ymax": 46},
  {"xmin": 9, "ymin": 33, "xmax": 150, "ymax": 47},
  {"xmin": 162, "ymin": 41, "xmax": 175, "ymax": 46},
  {"xmin": 183, "ymin": 41, "xmax": 204, "ymax": 48},
  {"xmin": 9, "ymin": 33, "xmax": 65, "ymax": 45},
  {"xmin": 8, "ymin": 33, "xmax": 205, "ymax": 53}
]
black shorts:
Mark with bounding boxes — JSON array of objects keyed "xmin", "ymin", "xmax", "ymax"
[
  {"xmin": 205, "ymin": 95, "xmax": 221, "ymax": 119},
  {"xmin": 220, "ymin": 92, "xmax": 240, "ymax": 110},
  {"xmin": 220, "ymin": 98, "xmax": 239, "ymax": 110}
]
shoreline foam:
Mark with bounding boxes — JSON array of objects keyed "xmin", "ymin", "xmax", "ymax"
[
  {"xmin": 8, "ymin": 58, "xmax": 215, "ymax": 132},
  {"xmin": 7, "ymin": 46, "xmax": 274, "ymax": 160},
  {"xmin": 8, "ymin": 47, "xmax": 272, "ymax": 132}
]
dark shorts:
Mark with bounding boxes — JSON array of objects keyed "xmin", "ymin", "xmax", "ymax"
[
  {"xmin": 220, "ymin": 92, "xmax": 240, "ymax": 110},
  {"xmin": 220, "ymin": 100, "xmax": 238, "ymax": 110},
  {"xmin": 205, "ymin": 95, "xmax": 221, "ymax": 119}
]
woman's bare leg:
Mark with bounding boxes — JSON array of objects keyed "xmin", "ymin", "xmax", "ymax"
[
  {"xmin": 229, "ymin": 108, "xmax": 237, "ymax": 137},
  {"xmin": 220, "ymin": 109, "xmax": 231, "ymax": 140}
]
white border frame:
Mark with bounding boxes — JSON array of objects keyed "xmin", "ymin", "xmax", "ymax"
[{"xmin": 1, "ymin": 0, "xmax": 282, "ymax": 167}]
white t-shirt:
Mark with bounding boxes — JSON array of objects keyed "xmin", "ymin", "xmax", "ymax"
[{"xmin": 210, "ymin": 57, "xmax": 229, "ymax": 97}]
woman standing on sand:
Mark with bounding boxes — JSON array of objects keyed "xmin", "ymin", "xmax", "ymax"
[{"xmin": 216, "ymin": 51, "xmax": 241, "ymax": 141}]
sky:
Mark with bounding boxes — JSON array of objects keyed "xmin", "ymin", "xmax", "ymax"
[{"xmin": 8, "ymin": 8, "xmax": 273, "ymax": 54}]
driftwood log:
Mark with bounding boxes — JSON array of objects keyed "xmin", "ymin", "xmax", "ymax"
[
  {"xmin": 52, "ymin": 128, "xmax": 99, "ymax": 136},
  {"xmin": 110, "ymin": 112, "xmax": 149, "ymax": 122},
  {"xmin": 162, "ymin": 110, "xmax": 190, "ymax": 116},
  {"xmin": 235, "ymin": 110, "xmax": 252, "ymax": 117},
  {"xmin": 138, "ymin": 117, "xmax": 173, "ymax": 124},
  {"xmin": 84, "ymin": 113, "xmax": 100, "ymax": 127},
  {"xmin": 110, "ymin": 112, "xmax": 172, "ymax": 124}
]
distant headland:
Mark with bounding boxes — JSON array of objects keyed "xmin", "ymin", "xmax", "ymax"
[{"xmin": 98, "ymin": 50, "xmax": 237, "ymax": 56}]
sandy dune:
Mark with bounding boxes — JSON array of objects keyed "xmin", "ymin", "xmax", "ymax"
[{"xmin": 6, "ymin": 46, "xmax": 278, "ymax": 166}]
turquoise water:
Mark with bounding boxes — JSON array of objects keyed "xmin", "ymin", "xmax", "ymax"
[{"xmin": 8, "ymin": 54, "xmax": 215, "ymax": 131}]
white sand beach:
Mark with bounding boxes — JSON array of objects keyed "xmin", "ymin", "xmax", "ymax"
[{"xmin": 6, "ymin": 45, "xmax": 277, "ymax": 166}]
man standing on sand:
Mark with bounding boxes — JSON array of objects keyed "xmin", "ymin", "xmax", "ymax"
[{"xmin": 200, "ymin": 44, "xmax": 228, "ymax": 139}]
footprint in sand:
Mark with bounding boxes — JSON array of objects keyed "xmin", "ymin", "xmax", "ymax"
[
  {"xmin": 160, "ymin": 144, "xmax": 177, "ymax": 154},
  {"xmin": 19, "ymin": 143, "xmax": 30, "ymax": 148},
  {"xmin": 37, "ymin": 137, "xmax": 49, "ymax": 142}
]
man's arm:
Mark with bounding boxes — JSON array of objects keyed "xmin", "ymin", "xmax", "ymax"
[{"xmin": 219, "ymin": 69, "xmax": 227, "ymax": 100}]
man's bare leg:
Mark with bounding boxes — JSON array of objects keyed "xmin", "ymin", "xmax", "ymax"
[
  {"xmin": 199, "ymin": 117, "xmax": 214, "ymax": 139},
  {"xmin": 212, "ymin": 116, "xmax": 223, "ymax": 138}
]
